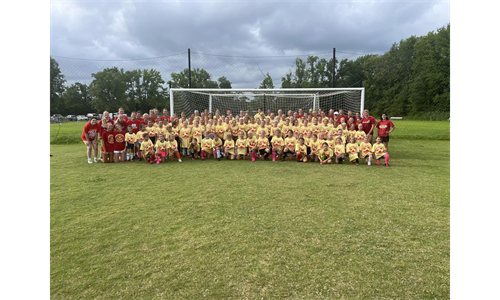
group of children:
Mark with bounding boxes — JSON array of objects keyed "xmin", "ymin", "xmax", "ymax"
[{"xmin": 97, "ymin": 111, "xmax": 390, "ymax": 166}]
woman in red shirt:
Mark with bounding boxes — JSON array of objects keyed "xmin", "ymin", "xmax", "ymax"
[
  {"xmin": 376, "ymin": 113, "xmax": 395, "ymax": 152},
  {"xmin": 81, "ymin": 117, "xmax": 101, "ymax": 164}
]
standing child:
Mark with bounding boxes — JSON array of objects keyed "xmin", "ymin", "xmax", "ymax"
[
  {"xmin": 201, "ymin": 131, "xmax": 213, "ymax": 160},
  {"xmin": 146, "ymin": 120, "xmax": 157, "ymax": 145},
  {"xmin": 295, "ymin": 137, "xmax": 308, "ymax": 163},
  {"xmin": 334, "ymin": 137, "xmax": 345, "ymax": 164},
  {"xmin": 135, "ymin": 124, "xmax": 147, "ymax": 160},
  {"xmin": 346, "ymin": 136, "xmax": 360, "ymax": 165},
  {"xmin": 140, "ymin": 133, "xmax": 155, "ymax": 164},
  {"xmin": 271, "ymin": 129, "xmax": 284, "ymax": 162},
  {"xmin": 372, "ymin": 136, "xmax": 390, "ymax": 166},
  {"xmin": 125, "ymin": 125, "xmax": 136, "ymax": 162},
  {"xmin": 180, "ymin": 121, "xmax": 192, "ymax": 157},
  {"xmin": 355, "ymin": 123, "xmax": 367, "ymax": 146},
  {"xmin": 309, "ymin": 134, "xmax": 320, "ymax": 162},
  {"xmin": 100, "ymin": 123, "xmax": 115, "ymax": 163},
  {"xmin": 113, "ymin": 124, "xmax": 127, "ymax": 163}
]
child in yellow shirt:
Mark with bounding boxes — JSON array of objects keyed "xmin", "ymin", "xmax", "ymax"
[
  {"xmin": 235, "ymin": 131, "xmax": 248, "ymax": 160},
  {"xmin": 334, "ymin": 137, "xmax": 345, "ymax": 164},
  {"xmin": 372, "ymin": 136, "xmax": 390, "ymax": 166},
  {"xmin": 346, "ymin": 136, "xmax": 360, "ymax": 165}
]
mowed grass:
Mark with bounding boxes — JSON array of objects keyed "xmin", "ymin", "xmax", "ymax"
[{"xmin": 50, "ymin": 138, "xmax": 450, "ymax": 299}]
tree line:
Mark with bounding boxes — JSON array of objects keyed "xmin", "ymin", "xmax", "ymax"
[{"xmin": 51, "ymin": 24, "xmax": 449, "ymax": 118}]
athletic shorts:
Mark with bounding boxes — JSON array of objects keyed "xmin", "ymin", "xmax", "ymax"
[
  {"xmin": 157, "ymin": 151, "xmax": 167, "ymax": 157},
  {"xmin": 306, "ymin": 147, "xmax": 311, "ymax": 155},
  {"xmin": 259, "ymin": 149, "xmax": 267, "ymax": 156},
  {"xmin": 114, "ymin": 150, "xmax": 124, "ymax": 154},
  {"xmin": 380, "ymin": 136, "xmax": 390, "ymax": 142},
  {"xmin": 127, "ymin": 142, "xmax": 135, "ymax": 149},
  {"xmin": 136, "ymin": 141, "xmax": 143, "ymax": 147},
  {"xmin": 297, "ymin": 153, "xmax": 303, "ymax": 160}
]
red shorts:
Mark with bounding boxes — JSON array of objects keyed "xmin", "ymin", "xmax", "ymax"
[{"xmin": 157, "ymin": 151, "xmax": 167, "ymax": 157}]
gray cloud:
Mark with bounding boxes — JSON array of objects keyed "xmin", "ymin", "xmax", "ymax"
[{"xmin": 51, "ymin": 0, "xmax": 450, "ymax": 88}]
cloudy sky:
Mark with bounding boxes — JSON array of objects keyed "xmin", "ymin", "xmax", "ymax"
[{"xmin": 50, "ymin": 0, "xmax": 450, "ymax": 88}]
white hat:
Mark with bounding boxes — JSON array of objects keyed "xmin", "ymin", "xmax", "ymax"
[{"xmin": 334, "ymin": 111, "xmax": 339, "ymax": 115}]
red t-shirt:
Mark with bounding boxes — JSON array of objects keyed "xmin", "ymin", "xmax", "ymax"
[
  {"xmin": 361, "ymin": 116, "xmax": 377, "ymax": 134},
  {"xmin": 297, "ymin": 114, "xmax": 303, "ymax": 119},
  {"xmin": 101, "ymin": 130, "xmax": 115, "ymax": 152},
  {"xmin": 376, "ymin": 120, "xmax": 395, "ymax": 137},
  {"xmin": 114, "ymin": 115, "xmax": 128, "ymax": 122},
  {"xmin": 338, "ymin": 115, "xmax": 348, "ymax": 125},
  {"xmin": 81, "ymin": 122, "xmax": 101, "ymax": 141},
  {"xmin": 113, "ymin": 130, "xmax": 126, "ymax": 151},
  {"xmin": 97, "ymin": 118, "xmax": 114, "ymax": 134},
  {"xmin": 128, "ymin": 119, "xmax": 143, "ymax": 134},
  {"xmin": 161, "ymin": 115, "xmax": 171, "ymax": 122}
]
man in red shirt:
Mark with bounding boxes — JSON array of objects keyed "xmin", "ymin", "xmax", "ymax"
[
  {"xmin": 128, "ymin": 112, "xmax": 142, "ymax": 134},
  {"xmin": 337, "ymin": 109, "xmax": 348, "ymax": 125},
  {"xmin": 161, "ymin": 108, "xmax": 171, "ymax": 122},
  {"xmin": 114, "ymin": 107, "xmax": 128, "ymax": 122},
  {"xmin": 297, "ymin": 108, "xmax": 304, "ymax": 119}
]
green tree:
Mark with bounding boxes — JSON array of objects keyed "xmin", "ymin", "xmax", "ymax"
[
  {"xmin": 50, "ymin": 56, "xmax": 66, "ymax": 114},
  {"xmin": 218, "ymin": 76, "xmax": 232, "ymax": 89},
  {"xmin": 88, "ymin": 67, "xmax": 129, "ymax": 112},
  {"xmin": 259, "ymin": 72, "xmax": 275, "ymax": 89},
  {"xmin": 61, "ymin": 82, "xmax": 92, "ymax": 115},
  {"xmin": 281, "ymin": 56, "xmax": 336, "ymax": 88}
]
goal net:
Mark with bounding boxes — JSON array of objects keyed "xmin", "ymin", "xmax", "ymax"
[{"xmin": 169, "ymin": 88, "xmax": 364, "ymax": 117}]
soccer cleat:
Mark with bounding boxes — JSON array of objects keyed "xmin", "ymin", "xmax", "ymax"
[
  {"xmin": 385, "ymin": 163, "xmax": 390, "ymax": 167},
  {"xmin": 356, "ymin": 162, "xmax": 359, "ymax": 166},
  {"xmin": 131, "ymin": 159, "xmax": 134, "ymax": 162},
  {"xmin": 217, "ymin": 157, "xmax": 221, "ymax": 161},
  {"xmin": 94, "ymin": 157, "xmax": 98, "ymax": 163},
  {"xmin": 88, "ymin": 158, "xmax": 93, "ymax": 164},
  {"xmin": 368, "ymin": 161, "xmax": 371, "ymax": 166},
  {"xmin": 178, "ymin": 159, "xmax": 182, "ymax": 162},
  {"xmin": 252, "ymin": 157, "xmax": 255, "ymax": 162}
]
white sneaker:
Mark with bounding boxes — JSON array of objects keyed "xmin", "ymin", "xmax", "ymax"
[
  {"xmin": 368, "ymin": 161, "xmax": 371, "ymax": 166},
  {"xmin": 94, "ymin": 157, "xmax": 98, "ymax": 163},
  {"xmin": 88, "ymin": 158, "xmax": 93, "ymax": 164},
  {"xmin": 178, "ymin": 159, "xmax": 182, "ymax": 162}
]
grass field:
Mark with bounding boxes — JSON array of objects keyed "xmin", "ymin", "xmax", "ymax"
[{"xmin": 50, "ymin": 123, "xmax": 450, "ymax": 299}]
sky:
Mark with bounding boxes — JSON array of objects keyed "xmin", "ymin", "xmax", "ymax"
[{"xmin": 50, "ymin": 0, "xmax": 450, "ymax": 88}]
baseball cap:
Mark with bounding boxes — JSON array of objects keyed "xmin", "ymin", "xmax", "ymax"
[{"xmin": 334, "ymin": 111, "xmax": 339, "ymax": 115}]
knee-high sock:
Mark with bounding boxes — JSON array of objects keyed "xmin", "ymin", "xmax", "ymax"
[
  {"xmin": 272, "ymin": 151, "xmax": 276, "ymax": 160},
  {"xmin": 384, "ymin": 153, "xmax": 390, "ymax": 164},
  {"xmin": 216, "ymin": 150, "xmax": 221, "ymax": 158},
  {"xmin": 368, "ymin": 155, "xmax": 372, "ymax": 163},
  {"xmin": 201, "ymin": 150, "xmax": 205, "ymax": 158},
  {"xmin": 176, "ymin": 152, "xmax": 181, "ymax": 159}
]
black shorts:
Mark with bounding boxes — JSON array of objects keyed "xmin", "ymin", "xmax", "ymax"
[
  {"xmin": 126, "ymin": 142, "xmax": 135, "ymax": 149},
  {"xmin": 259, "ymin": 149, "xmax": 267, "ymax": 156},
  {"xmin": 380, "ymin": 136, "xmax": 390, "ymax": 142},
  {"xmin": 306, "ymin": 147, "xmax": 311, "ymax": 155}
]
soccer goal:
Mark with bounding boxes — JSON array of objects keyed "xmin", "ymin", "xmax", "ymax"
[{"xmin": 169, "ymin": 88, "xmax": 364, "ymax": 117}]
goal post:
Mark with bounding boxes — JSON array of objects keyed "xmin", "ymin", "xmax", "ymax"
[{"xmin": 169, "ymin": 88, "xmax": 364, "ymax": 118}]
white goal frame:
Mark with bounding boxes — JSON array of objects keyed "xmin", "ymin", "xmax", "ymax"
[{"xmin": 169, "ymin": 88, "xmax": 365, "ymax": 117}]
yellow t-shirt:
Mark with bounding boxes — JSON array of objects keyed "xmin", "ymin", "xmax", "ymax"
[
  {"xmin": 271, "ymin": 136, "xmax": 284, "ymax": 151},
  {"xmin": 191, "ymin": 126, "xmax": 203, "ymax": 144},
  {"xmin": 309, "ymin": 140, "xmax": 321, "ymax": 154},
  {"xmin": 169, "ymin": 139, "xmax": 178, "ymax": 151},
  {"xmin": 310, "ymin": 124, "xmax": 322, "ymax": 136},
  {"xmin": 146, "ymin": 126, "xmax": 157, "ymax": 138},
  {"xmin": 301, "ymin": 125, "xmax": 310, "ymax": 136},
  {"xmin": 281, "ymin": 125, "xmax": 292, "ymax": 136},
  {"xmin": 212, "ymin": 138, "xmax": 223, "ymax": 149},
  {"xmin": 189, "ymin": 142, "xmax": 200, "ymax": 152},
  {"xmin": 360, "ymin": 142, "xmax": 372, "ymax": 158},
  {"xmin": 346, "ymin": 143, "xmax": 359, "ymax": 161},
  {"xmin": 284, "ymin": 137, "xmax": 297, "ymax": 150},
  {"xmin": 156, "ymin": 127, "xmax": 167, "ymax": 138},
  {"xmin": 326, "ymin": 139, "xmax": 336, "ymax": 151},
  {"xmin": 247, "ymin": 136, "xmax": 257, "ymax": 149},
  {"xmin": 315, "ymin": 148, "xmax": 333, "ymax": 159},
  {"xmin": 216, "ymin": 125, "xmax": 226, "ymax": 138},
  {"xmin": 201, "ymin": 138, "xmax": 213, "ymax": 151},
  {"xmin": 125, "ymin": 132, "xmax": 136, "ymax": 144},
  {"xmin": 155, "ymin": 140, "xmax": 169, "ymax": 152},
  {"xmin": 140, "ymin": 139, "xmax": 154, "ymax": 153},
  {"xmin": 257, "ymin": 137, "xmax": 269, "ymax": 150},
  {"xmin": 224, "ymin": 139, "xmax": 235, "ymax": 154},
  {"xmin": 372, "ymin": 143, "xmax": 386, "ymax": 159},
  {"xmin": 179, "ymin": 127, "xmax": 192, "ymax": 148},
  {"xmin": 334, "ymin": 144, "xmax": 345, "ymax": 157},
  {"xmin": 292, "ymin": 126, "xmax": 301, "ymax": 138},
  {"xmin": 295, "ymin": 144, "xmax": 307, "ymax": 154},
  {"xmin": 230, "ymin": 124, "xmax": 239, "ymax": 136},
  {"xmin": 235, "ymin": 138, "xmax": 248, "ymax": 155},
  {"xmin": 355, "ymin": 131, "xmax": 367, "ymax": 146},
  {"xmin": 135, "ymin": 131, "xmax": 147, "ymax": 142}
]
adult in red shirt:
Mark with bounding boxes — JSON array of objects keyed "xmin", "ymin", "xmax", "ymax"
[
  {"xmin": 297, "ymin": 108, "xmax": 304, "ymax": 119},
  {"xmin": 128, "ymin": 112, "xmax": 142, "ymax": 134},
  {"xmin": 361, "ymin": 109, "xmax": 377, "ymax": 142},
  {"xmin": 161, "ymin": 108, "xmax": 171, "ymax": 122},
  {"xmin": 376, "ymin": 113, "xmax": 395, "ymax": 152},
  {"xmin": 327, "ymin": 109, "xmax": 334, "ymax": 119},
  {"xmin": 337, "ymin": 109, "xmax": 348, "ymax": 125},
  {"xmin": 98, "ymin": 111, "xmax": 114, "ymax": 133},
  {"xmin": 114, "ymin": 107, "xmax": 128, "ymax": 122},
  {"xmin": 81, "ymin": 117, "xmax": 101, "ymax": 163}
]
